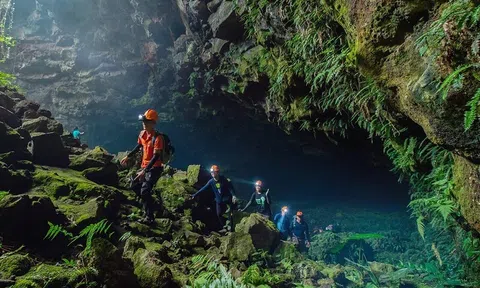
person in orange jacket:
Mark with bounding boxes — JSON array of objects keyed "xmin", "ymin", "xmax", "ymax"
[{"xmin": 121, "ymin": 109, "xmax": 164, "ymax": 224}]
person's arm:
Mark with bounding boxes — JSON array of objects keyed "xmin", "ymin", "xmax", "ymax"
[
  {"xmin": 80, "ymin": 132, "xmax": 85, "ymax": 135},
  {"xmin": 265, "ymin": 190, "xmax": 271, "ymax": 205},
  {"xmin": 273, "ymin": 213, "xmax": 279, "ymax": 224},
  {"xmin": 127, "ymin": 144, "xmax": 142, "ymax": 158},
  {"xmin": 193, "ymin": 180, "xmax": 211, "ymax": 198},
  {"xmin": 242, "ymin": 193, "xmax": 255, "ymax": 211},
  {"xmin": 305, "ymin": 222, "xmax": 311, "ymax": 242}
]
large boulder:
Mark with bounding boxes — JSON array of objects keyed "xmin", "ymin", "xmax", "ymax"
[
  {"xmin": 69, "ymin": 147, "xmax": 118, "ymax": 186},
  {"xmin": 0, "ymin": 195, "xmax": 64, "ymax": 250},
  {"xmin": 235, "ymin": 213, "xmax": 280, "ymax": 252},
  {"xmin": 207, "ymin": 0, "xmax": 244, "ymax": 42},
  {"xmin": 21, "ymin": 116, "xmax": 64, "ymax": 135},
  {"xmin": 220, "ymin": 232, "xmax": 255, "ymax": 262},
  {"xmin": 132, "ymin": 248, "xmax": 175, "ymax": 288},
  {"xmin": 70, "ymin": 146, "xmax": 114, "ymax": 170},
  {"xmin": 186, "ymin": 165, "xmax": 210, "ymax": 187},
  {"xmin": 82, "ymin": 163, "xmax": 119, "ymax": 186},
  {"xmin": 85, "ymin": 238, "xmax": 139, "ymax": 288},
  {"xmin": 14, "ymin": 100, "xmax": 39, "ymax": 118},
  {"xmin": 0, "ymin": 106, "xmax": 21, "ymax": 128},
  {"xmin": 31, "ymin": 132, "xmax": 70, "ymax": 167}
]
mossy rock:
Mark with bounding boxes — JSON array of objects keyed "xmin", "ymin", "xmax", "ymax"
[
  {"xmin": 274, "ymin": 241, "xmax": 303, "ymax": 262},
  {"xmin": 220, "ymin": 232, "xmax": 255, "ymax": 262},
  {"xmin": 155, "ymin": 177, "xmax": 195, "ymax": 212},
  {"xmin": 0, "ymin": 254, "xmax": 33, "ymax": 278},
  {"xmin": 13, "ymin": 264, "xmax": 97, "ymax": 288},
  {"xmin": 235, "ymin": 213, "xmax": 279, "ymax": 252},
  {"xmin": 56, "ymin": 198, "xmax": 104, "ymax": 229},
  {"xmin": 172, "ymin": 170, "xmax": 188, "ymax": 182},
  {"xmin": 32, "ymin": 166, "xmax": 119, "ymax": 201},
  {"xmin": 123, "ymin": 236, "xmax": 147, "ymax": 260},
  {"xmin": 0, "ymin": 121, "xmax": 25, "ymax": 154},
  {"xmin": 85, "ymin": 238, "xmax": 139, "ymax": 288},
  {"xmin": 132, "ymin": 248, "xmax": 174, "ymax": 288},
  {"xmin": 69, "ymin": 146, "xmax": 114, "ymax": 171},
  {"xmin": 82, "ymin": 163, "xmax": 119, "ymax": 186},
  {"xmin": 453, "ymin": 156, "xmax": 480, "ymax": 233}
]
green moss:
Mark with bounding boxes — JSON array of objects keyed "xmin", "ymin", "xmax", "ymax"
[
  {"xmin": 155, "ymin": 177, "xmax": 195, "ymax": 211},
  {"xmin": 0, "ymin": 254, "xmax": 33, "ymax": 278},
  {"xmin": 32, "ymin": 166, "xmax": 114, "ymax": 200},
  {"xmin": 56, "ymin": 199, "xmax": 100, "ymax": 228},
  {"xmin": 15, "ymin": 264, "xmax": 96, "ymax": 288},
  {"xmin": 132, "ymin": 249, "xmax": 173, "ymax": 287}
]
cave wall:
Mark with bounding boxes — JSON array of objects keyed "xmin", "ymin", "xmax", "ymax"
[{"xmin": 2, "ymin": 0, "xmax": 184, "ymax": 136}]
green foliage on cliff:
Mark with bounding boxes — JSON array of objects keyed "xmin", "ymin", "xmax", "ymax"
[{"xmin": 224, "ymin": 0, "xmax": 480, "ymax": 282}]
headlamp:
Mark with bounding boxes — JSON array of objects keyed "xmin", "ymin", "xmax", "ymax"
[{"xmin": 138, "ymin": 114, "xmax": 145, "ymax": 121}]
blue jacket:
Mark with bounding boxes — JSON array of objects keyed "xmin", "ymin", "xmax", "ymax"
[
  {"xmin": 274, "ymin": 213, "xmax": 290, "ymax": 234},
  {"xmin": 290, "ymin": 218, "xmax": 310, "ymax": 241},
  {"xmin": 193, "ymin": 175, "xmax": 236, "ymax": 203}
]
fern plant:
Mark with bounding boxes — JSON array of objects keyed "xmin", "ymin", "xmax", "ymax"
[{"xmin": 44, "ymin": 219, "xmax": 113, "ymax": 256}]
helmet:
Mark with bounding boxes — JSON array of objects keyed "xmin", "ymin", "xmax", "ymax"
[
  {"xmin": 281, "ymin": 206, "xmax": 288, "ymax": 212},
  {"xmin": 138, "ymin": 109, "xmax": 159, "ymax": 122},
  {"xmin": 210, "ymin": 165, "xmax": 220, "ymax": 172},
  {"xmin": 296, "ymin": 211, "xmax": 303, "ymax": 217},
  {"xmin": 255, "ymin": 180, "xmax": 262, "ymax": 187}
]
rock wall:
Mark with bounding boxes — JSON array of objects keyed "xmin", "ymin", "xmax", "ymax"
[{"xmin": 2, "ymin": 0, "xmax": 184, "ymax": 137}]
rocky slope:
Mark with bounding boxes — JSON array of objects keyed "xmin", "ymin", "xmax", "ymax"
[{"xmin": 0, "ymin": 87, "xmax": 463, "ymax": 287}]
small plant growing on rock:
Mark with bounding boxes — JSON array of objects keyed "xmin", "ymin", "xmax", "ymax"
[{"xmin": 44, "ymin": 219, "xmax": 113, "ymax": 256}]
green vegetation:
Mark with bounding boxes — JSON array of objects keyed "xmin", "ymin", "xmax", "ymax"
[
  {"xmin": 416, "ymin": 0, "xmax": 480, "ymax": 130},
  {"xmin": 0, "ymin": 1, "xmax": 16, "ymax": 89},
  {"xmin": 44, "ymin": 219, "xmax": 113, "ymax": 256}
]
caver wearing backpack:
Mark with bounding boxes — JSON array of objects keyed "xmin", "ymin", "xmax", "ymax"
[{"xmin": 121, "ymin": 109, "xmax": 175, "ymax": 225}]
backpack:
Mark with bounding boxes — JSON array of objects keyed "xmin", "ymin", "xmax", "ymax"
[{"xmin": 153, "ymin": 131, "xmax": 175, "ymax": 164}]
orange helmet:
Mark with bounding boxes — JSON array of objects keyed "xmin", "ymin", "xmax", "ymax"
[
  {"xmin": 139, "ymin": 109, "xmax": 159, "ymax": 122},
  {"xmin": 255, "ymin": 180, "xmax": 262, "ymax": 187},
  {"xmin": 210, "ymin": 165, "xmax": 220, "ymax": 172},
  {"xmin": 282, "ymin": 206, "xmax": 288, "ymax": 212},
  {"xmin": 296, "ymin": 211, "xmax": 303, "ymax": 217}
]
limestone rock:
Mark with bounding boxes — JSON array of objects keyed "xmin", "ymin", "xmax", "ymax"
[
  {"xmin": 0, "ymin": 106, "xmax": 21, "ymax": 128},
  {"xmin": 235, "ymin": 213, "xmax": 280, "ymax": 252},
  {"xmin": 37, "ymin": 108, "xmax": 52, "ymax": 118},
  {"xmin": 186, "ymin": 164, "xmax": 209, "ymax": 187},
  {"xmin": 172, "ymin": 170, "xmax": 188, "ymax": 182},
  {"xmin": 31, "ymin": 132, "xmax": 69, "ymax": 167},
  {"xmin": 132, "ymin": 248, "xmax": 174, "ymax": 288},
  {"xmin": 207, "ymin": 1, "xmax": 244, "ymax": 41}
]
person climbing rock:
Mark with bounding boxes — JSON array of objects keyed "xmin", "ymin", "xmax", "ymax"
[
  {"xmin": 72, "ymin": 127, "xmax": 84, "ymax": 147},
  {"xmin": 274, "ymin": 206, "xmax": 291, "ymax": 240},
  {"xmin": 191, "ymin": 165, "xmax": 238, "ymax": 233},
  {"xmin": 290, "ymin": 211, "xmax": 311, "ymax": 252},
  {"xmin": 241, "ymin": 180, "xmax": 272, "ymax": 219},
  {"xmin": 120, "ymin": 109, "xmax": 166, "ymax": 225}
]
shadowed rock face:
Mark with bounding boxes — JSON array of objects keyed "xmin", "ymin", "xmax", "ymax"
[{"xmin": 3, "ymin": 0, "xmax": 185, "ymax": 140}]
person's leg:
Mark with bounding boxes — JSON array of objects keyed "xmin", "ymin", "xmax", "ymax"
[
  {"xmin": 140, "ymin": 167, "xmax": 162, "ymax": 222},
  {"xmin": 216, "ymin": 202, "xmax": 227, "ymax": 230}
]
